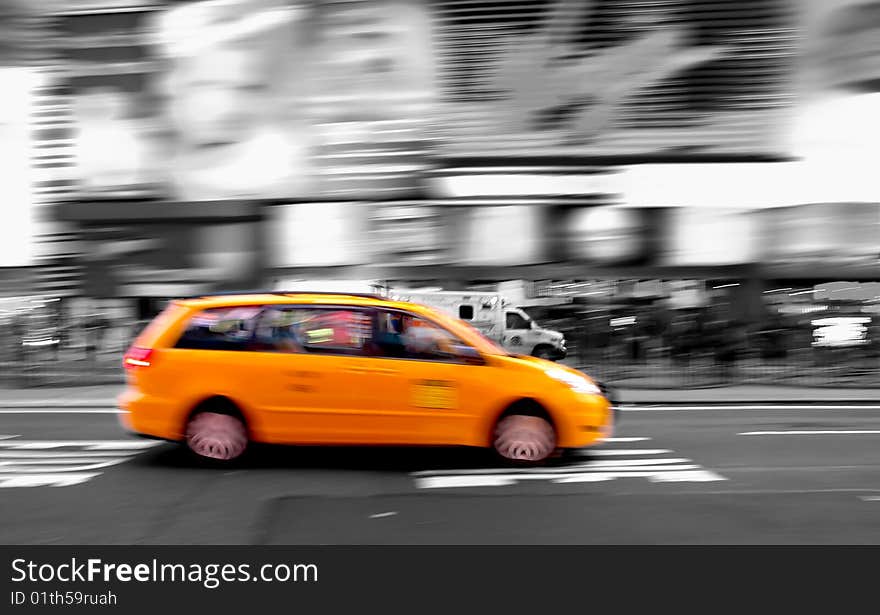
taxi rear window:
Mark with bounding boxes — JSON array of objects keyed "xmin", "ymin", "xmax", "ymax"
[{"xmin": 174, "ymin": 306, "xmax": 262, "ymax": 351}]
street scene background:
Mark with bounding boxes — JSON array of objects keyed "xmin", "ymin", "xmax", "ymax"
[{"xmin": 0, "ymin": 0, "xmax": 879, "ymax": 545}]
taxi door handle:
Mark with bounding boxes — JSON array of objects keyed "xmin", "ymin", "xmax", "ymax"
[{"xmin": 345, "ymin": 366, "xmax": 399, "ymax": 375}]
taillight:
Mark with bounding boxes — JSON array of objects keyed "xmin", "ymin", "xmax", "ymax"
[{"xmin": 123, "ymin": 347, "xmax": 154, "ymax": 369}]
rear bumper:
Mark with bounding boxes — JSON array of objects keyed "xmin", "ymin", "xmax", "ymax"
[{"xmin": 117, "ymin": 388, "xmax": 183, "ymax": 441}]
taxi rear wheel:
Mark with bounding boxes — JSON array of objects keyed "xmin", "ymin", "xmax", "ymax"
[
  {"xmin": 493, "ymin": 414, "xmax": 557, "ymax": 464},
  {"xmin": 184, "ymin": 410, "xmax": 248, "ymax": 463}
]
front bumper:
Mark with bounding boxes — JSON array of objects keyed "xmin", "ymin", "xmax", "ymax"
[
  {"xmin": 597, "ymin": 381, "xmax": 621, "ymax": 425},
  {"xmin": 547, "ymin": 346, "xmax": 567, "ymax": 361}
]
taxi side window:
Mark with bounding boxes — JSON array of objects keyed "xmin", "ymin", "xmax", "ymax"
[
  {"xmin": 375, "ymin": 309, "xmax": 473, "ymax": 363},
  {"xmin": 271, "ymin": 308, "xmax": 373, "ymax": 356},
  {"xmin": 175, "ymin": 307, "xmax": 260, "ymax": 351},
  {"xmin": 249, "ymin": 307, "xmax": 306, "ymax": 354}
]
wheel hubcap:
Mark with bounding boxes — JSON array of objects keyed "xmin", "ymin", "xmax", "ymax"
[
  {"xmin": 494, "ymin": 415, "xmax": 556, "ymax": 462},
  {"xmin": 186, "ymin": 412, "xmax": 247, "ymax": 461}
]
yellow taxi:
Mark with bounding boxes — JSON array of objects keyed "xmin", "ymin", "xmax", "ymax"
[{"xmin": 118, "ymin": 292, "xmax": 615, "ymax": 464}]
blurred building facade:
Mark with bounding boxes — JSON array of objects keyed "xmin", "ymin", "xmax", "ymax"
[{"xmin": 1, "ymin": 0, "xmax": 878, "ymax": 387}]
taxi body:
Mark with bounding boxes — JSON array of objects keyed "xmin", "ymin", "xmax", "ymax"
[{"xmin": 119, "ymin": 292, "xmax": 615, "ymax": 464}]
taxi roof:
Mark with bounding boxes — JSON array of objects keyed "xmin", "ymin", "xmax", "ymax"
[
  {"xmin": 164, "ymin": 291, "xmax": 507, "ymax": 356},
  {"xmin": 176, "ymin": 292, "xmax": 423, "ymax": 312}
]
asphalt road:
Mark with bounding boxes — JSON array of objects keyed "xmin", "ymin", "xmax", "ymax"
[{"xmin": 3, "ymin": 401, "xmax": 880, "ymax": 544}]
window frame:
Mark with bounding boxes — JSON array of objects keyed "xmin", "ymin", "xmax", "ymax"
[
  {"xmin": 172, "ymin": 304, "xmax": 265, "ymax": 352},
  {"xmin": 372, "ymin": 307, "xmax": 484, "ymax": 366},
  {"xmin": 505, "ymin": 311, "xmax": 531, "ymax": 330},
  {"xmin": 261, "ymin": 304, "xmax": 376, "ymax": 357},
  {"xmin": 171, "ymin": 303, "xmax": 486, "ymax": 364}
]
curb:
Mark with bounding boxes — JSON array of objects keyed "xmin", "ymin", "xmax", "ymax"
[{"xmin": 0, "ymin": 401, "xmax": 117, "ymax": 409}]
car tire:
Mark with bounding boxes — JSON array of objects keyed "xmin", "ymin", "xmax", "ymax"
[
  {"xmin": 531, "ymin": 345, "xmax": 555, "ymax": 360},
  {"xmin": 184, "ymin": 411, "xmax": 248, "ymax": 463},
  {"xmin": 493, "ymin": 414, "xmax": 557, "ymax": 464}
]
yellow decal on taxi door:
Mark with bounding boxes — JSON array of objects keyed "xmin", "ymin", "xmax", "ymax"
[{"xmin": 412, "ymin": 380, "xmax": 457, "ymax": 409}]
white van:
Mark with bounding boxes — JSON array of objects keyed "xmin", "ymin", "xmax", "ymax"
[{"xmin": 390, "ymin": 290, "xmax": 567, "ymax": 360}]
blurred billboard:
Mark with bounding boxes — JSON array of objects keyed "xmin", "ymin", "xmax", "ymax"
[
  {"xmin": 0, "ymin": 68, "xmax": 37, "ymax": 268},
  {"xmin": 434, "ymin": 0, "xmax": 797, "ymax": 159},
  {"xmin": 267, "ymin": 202, "xmax": 368, "ymax": 267},
  {"xmin": 451, "ymin": 203, "xmax": 548, "ymax": 266},
  {"xmin": 759, "ymin": 203, "xmax": 880, "ymax": 267},
  {"xmin": 52, "ymin": 0, "xmax": 435, "ymax": 202},
  {"xmin": 560, "ymin": 205, "xmax": 659, "ymax": 265},
  {"xmin": 367, "ymin": 203, "xmax": 453, "ymax": 266},
  {"xmin": 797, "ymin": 0, "xmax": 880, "ymax": 97},
  {"xmin": 660, "ymin": 208, "xmax": 761, "ymax": 266},
  {"xmin": 80, "ymin": 219, "xmax": 263, "ymax": 297},
  {"xmin": 44, "ymin": 0, "xmax": 805, "ymax": 206}
]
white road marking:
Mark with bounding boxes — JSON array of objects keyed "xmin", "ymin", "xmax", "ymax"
[
  {"xmin": 623, "ymin": 405, "xmax": 880, "ymax": 412},
  {"xmin": 0, "ymin": 459, "xmax": 132, "ymax": 472},
  {"xmin": 562, "ymin": 458, "xmax": 694, "ymax": 468},
  {"xmin": 412, "ymin": 458, "xmax": 693, "ymax": 477},
  {"xmin": 859, "ymin": 496, "xmax": 880, "ymax": 502},
  {"xmin": 417, "ymin": 476, "xmax": 519, "ymax": 489},
  {"xmin": 0, "ymin": 435, "xmax": 18, "ymax": 440},
  {"xmin": 369, "ymin": 512, "xmax": 398, "ymax": 519},
  {"xmin": 739, "ymin": 430, "xmax": 880, "ymax": 436},
  {"xmin": 0, "ymin": 409, "xmax": 125, "ymax": 414},
  {"xmin": 585, "ymin": 449, "xmax": 671, "ymax": 456},
  {"xmin": 0, "ymin": 473, "xmax": 101, "ymax": 488},
  {"xmin": 554, "ymin": 470, "xmax": 727, "ymax": 484},
  {"xmin": 413, "ymin": 436, "xmax": 726, "ymax": 488},
  {"xmin": 0, "ymin": 450, "xmax": 129, "ymax": 458},
  {"xmin": 0, "ymin": 401, "xmax": 113, "ymax": 407},
  {"xmin": 0, "ymin": 440, "xmax": 161, "ymax": 450},
  {"xmin": 415, "ymin": 467, "xmax": 723, "ymax": 489},
  {"xmin": 0, "ymin": 437, "xmax": 162, "ymax": 488}
]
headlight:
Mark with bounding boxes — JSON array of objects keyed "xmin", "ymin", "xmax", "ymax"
[{"xmin": 544, "ymin": 368, "xmax": 602, "ymax": 395}]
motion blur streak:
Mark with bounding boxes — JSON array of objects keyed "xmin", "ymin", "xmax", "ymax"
[{"xmin": 0, "ymin": 0, "xmax": 879, "ymax": 546}]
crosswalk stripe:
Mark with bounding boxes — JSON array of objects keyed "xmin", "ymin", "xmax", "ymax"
[
  {"xmin": 553, "ymin": 470, "xmax": 727, "ymax": 484},
  {"xmin": 0, "ymin": 450, "xmax": 134, "ymax": 458},
  {"xmin": 0, "ymin": 437, "xmax": 163, "ymax": 487},
  {"xmin": 0, "ymin": 473, "xmax": 101, "ymax": 488},
  {"xmin": 416, "ymin": 467, "xmax": 722, "ymax": 489},
  {"xmin": 0, "ymin": 459, "xmax": 131, "ymax": 472},
  {"xmin": 0, "ymin": 457, "xmax": 131, "ymax": 466},
  {"xmin": 412, "ymin": 458, "xmax": 693, "ymax": 477},
  {"xmin": 411, "ymin": 434, "xmax": 726, "ymax": 488},
  {"xmin": 571, "ymin": 458, "xmax": 693, "ymax": 468},
  {"xmin": 585, "ymin": 449, "xmax": 671, "ymax": 456},
  {"xmin": 0, "ymin": 441, "xmax": 162, "ymax": 450}
]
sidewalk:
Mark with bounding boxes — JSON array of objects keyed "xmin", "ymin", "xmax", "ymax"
[
  {"xmin": 0, "ymin": 383, "xmax": 878, "ymax": 408},
  {"xmin": 0, "ymin": 385, "xmax": 125, "ymax": 407},
  {"xmin": 618, "ymin": 386, "xmax": 880, "ymax": 404}
]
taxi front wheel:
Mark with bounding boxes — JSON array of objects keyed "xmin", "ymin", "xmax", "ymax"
[
  {"xmin": 493, "ymin": 414, "xmax": 557, "ymax": 464},
  {"xmin": 185, "ymin": 411, "xmax": 248, "ymax": 462}
]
